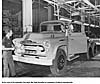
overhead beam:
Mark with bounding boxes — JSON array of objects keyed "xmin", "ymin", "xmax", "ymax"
[
  {"xmin": 94, "ymin": 14, "xmax": 100, "ymax": 15},
  {"xmin": 43, "ymin": 0, "xmax": 57, "ymax": 5},
  {"xmin": 83, "ymin": 0, "xmax": 99, "ymax": 11},
  {"xmin": 96, "ymin": 5, "xmax": 100, "ymax": 7},
  {"xmin": 85, "ymin": 9, "xmax": 94, "ymax": 11},
  {"xmin": 65, "ymin": 0, "xmax": 77, "ymax": 4},
  {"xmin": 77, "ymin": 7, "xmax": 89, "ymax": 10},
  {"xmin": 86, "ymin": 11, "xmax": 96, "ymax": 14}
]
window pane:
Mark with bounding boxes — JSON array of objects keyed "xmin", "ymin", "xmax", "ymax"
[
  {"xmin": 72, "ymin": 23, "xmax": 81, "ymax": 33},
  {"xmin": 41, "ymin": 25, "xmax": 47, "ymax": 32},
  {"xmin": 54, "ymin": 25, "xmax": 61, "ymax": 31}
]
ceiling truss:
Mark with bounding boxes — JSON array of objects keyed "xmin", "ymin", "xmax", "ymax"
[
  {"xmin": 43, "ymin": 0, "xmax": 100, "ymax": 26},
  {"xmin": 6, "ymin": 0, "xmax": 100, "ymax": 26}
]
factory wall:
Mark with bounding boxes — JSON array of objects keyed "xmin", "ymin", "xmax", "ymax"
[
  {"xmin": 32, "ymin": 7, "xmax": 48, "ymax": 32},
  {"xmin": 2, "ymin": 0, "xmax": 23, "ymax": 38},
  {"xmin": 32, "ymin": 1, "xmax": 54, "ymax": 32}
]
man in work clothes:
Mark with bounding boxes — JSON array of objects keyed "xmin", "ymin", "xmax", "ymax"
[{"xmin": 2, "ymin": 30, "xmax": 16, "ymax": 77}]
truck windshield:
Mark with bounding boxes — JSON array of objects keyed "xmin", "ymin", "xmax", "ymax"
[{"xmin": 40, "ymin": 23, "xmax": 65, "ymax": 32}]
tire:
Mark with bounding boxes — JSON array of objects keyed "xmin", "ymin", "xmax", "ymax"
[
  {"xmin": 88, "ymin": 44, "xmax": 97, "ymax": 60},
  {"xmin": 88, "ymin": 48, "xmax": 93, "ymax": 60},
  {"xmin": 50, "ymin": 48, "xmax": 67, "ymax": 76},
  {"xmin": 92, "ymin": 45, "xmax": 97, "ymax": 57}
]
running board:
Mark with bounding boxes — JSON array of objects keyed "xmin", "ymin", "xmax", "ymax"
[{"xmin": 68, "ymin": 55, "xmax": 80, "ymax": 61}]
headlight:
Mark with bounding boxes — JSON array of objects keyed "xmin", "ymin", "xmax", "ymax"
[
  {"xmin": 43, "ymin": 40, "xmax": 50, "ymax": 48},
  {"xmin": 15, "ymin": 49, "xmax": 22, "ymax": 54},
  {"xmin": 20, "ymin": 44, "xmax": 25, "ymax": 50},
  {"xmin": 15, "ymin": 44, "xmax": 25, "ymax": 54}
]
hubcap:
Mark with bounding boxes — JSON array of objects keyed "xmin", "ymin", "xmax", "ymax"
[{"xmin": 57, "ymin": 55, "xmax": 65, "ymax": 71}]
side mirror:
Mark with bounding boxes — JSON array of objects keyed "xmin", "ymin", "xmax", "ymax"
[
  {"xmin": 65, "ymin": 25, "xmax": 68, "ymax": 29},
  {"xmin": 65, "ymin": 29, "xmax": 68, "ymax": 36}
]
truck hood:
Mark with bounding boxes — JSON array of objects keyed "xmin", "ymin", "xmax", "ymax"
[{"xmin": 22, "ymin": 33, "xmax": 52, "ymax": 43}]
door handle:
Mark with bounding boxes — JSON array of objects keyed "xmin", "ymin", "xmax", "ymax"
[
  {"xmin": 59, "ymin": 39, "xmax": 65, "ymax": 41},
  {"xmin": 71, "ymin": 38, "xmax": 74, "ymax": 40}
]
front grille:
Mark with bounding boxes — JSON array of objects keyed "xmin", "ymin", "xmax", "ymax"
[
  {"xmin": 25, "ymin": 49, "xmax": 37, "ymax": 55},
  {"xmin": 24, "ymin": 45, "xmax": 45, "ymax": 52}
]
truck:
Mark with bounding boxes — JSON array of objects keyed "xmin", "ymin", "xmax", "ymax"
[
  {"xmin": 3, "ymin": 0, "xmax": 100, "ymax": 76},
  {"xmin": 12, "ymin": 18, "xmax": 94, "ymax": 76}
]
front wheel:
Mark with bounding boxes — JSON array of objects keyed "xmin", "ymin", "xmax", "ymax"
[{"xmin": 50, "ymin": 48, "xmax": 67, "ymax": 76}]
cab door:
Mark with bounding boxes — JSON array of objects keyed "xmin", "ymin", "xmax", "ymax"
[{"xmin": 68, "ymin": 23, "xmax": 87, "ymax": 56}]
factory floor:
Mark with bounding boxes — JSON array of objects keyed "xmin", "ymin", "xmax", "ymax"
[{"xmin": 14, "ymin": 51, "xmax": 100, "ymax": 77}]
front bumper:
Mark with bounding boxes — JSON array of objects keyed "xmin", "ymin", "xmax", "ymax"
[{"xmin": 12, "ymin": 55, "xmax": 52, "ymax": 66}]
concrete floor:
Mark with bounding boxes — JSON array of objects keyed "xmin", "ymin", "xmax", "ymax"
[{"xmin": 14, "ymin": 53, "xmax": 100, "ymax": 77}]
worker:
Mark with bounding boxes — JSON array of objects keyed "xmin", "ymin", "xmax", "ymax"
[
  {"xmin": 2, "ymin": 29, "xmax": 16, "ymax": 77},
  {"xmin": 69, "ymin": 24, "xmax": 74, "ymax": 32},
  {"xmin": 61, "ymin": 25, "xmax": 65, "ymax": 32}
]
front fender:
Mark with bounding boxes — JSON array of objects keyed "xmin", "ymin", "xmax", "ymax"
[{"xmin": 47, "ymin": 43, "xmax": 67, "ymax": 62}]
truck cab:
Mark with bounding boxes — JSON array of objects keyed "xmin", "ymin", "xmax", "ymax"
[{"xmin": 13, "ymin": 20, "xmax": 88, "ymax": 76}]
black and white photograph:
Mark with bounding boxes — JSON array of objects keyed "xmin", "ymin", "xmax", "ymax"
[{"xmin": 1, "ymin": 0, "xmax": 100, "ymax": 83}]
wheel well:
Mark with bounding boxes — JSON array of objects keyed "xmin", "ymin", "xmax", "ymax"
[
  {"xmin": 89, "ymin": 47, "xmax": 93, "ymax": 58},
  {"xmin": 58, "ymin": 46, "xmax": 67, "ymax": 54},
  {"xmin": 52, "ymin": 45, "xmax": 67, "ymax": 64}
]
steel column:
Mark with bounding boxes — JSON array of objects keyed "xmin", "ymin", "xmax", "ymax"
[{"xmin": 22, "ymin": 0, "xmax": 32, "ymax": 33}]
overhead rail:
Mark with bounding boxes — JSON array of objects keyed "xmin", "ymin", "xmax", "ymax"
[
  {"xmin": 43, "ymin": 0, "xmax": 100, "ymax": 27},
  {"xmin": 43, "ymin": 0, "xmax": 100, "ymax": 16}
]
